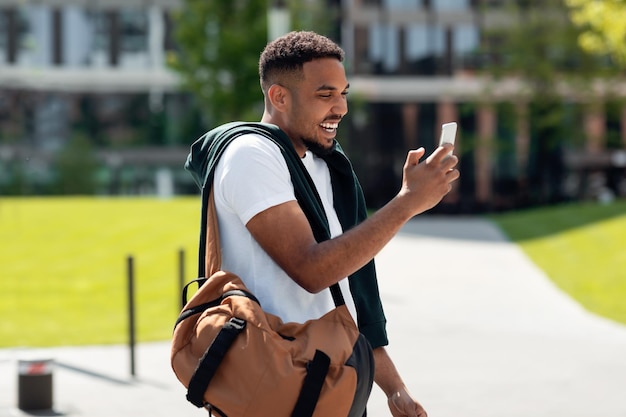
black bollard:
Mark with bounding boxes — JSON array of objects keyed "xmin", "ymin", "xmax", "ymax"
[{"xmin": 18, "ymin": 359, "xmax": 54, "ymax": 411}]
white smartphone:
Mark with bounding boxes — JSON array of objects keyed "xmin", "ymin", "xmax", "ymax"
[{"xmin": 438, "ymin": 122, "xmax": 457, "ymax": 156}]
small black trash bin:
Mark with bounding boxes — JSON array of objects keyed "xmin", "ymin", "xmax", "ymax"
[{"xmin": 18, "ymin": 359, "xmax": 54, "ymax": 411}]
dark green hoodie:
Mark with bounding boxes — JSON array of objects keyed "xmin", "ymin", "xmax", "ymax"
[{"xmin": 185, "ymin": 122, "xmax": 388, "ymax": 348}]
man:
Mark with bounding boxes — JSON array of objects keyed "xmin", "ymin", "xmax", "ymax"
[{"xmin": 190, "ymin": 31, "xmax": 459, "ymax": 417}]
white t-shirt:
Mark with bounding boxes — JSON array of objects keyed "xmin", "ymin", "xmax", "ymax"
[{"xmin": 212, "ymin": 133, "xmax": 357, "ymax": 324}]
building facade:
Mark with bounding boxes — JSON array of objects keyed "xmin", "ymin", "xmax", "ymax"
[
  {"xmin": 1, "ymin": 0, "xmax": 625, "ymax": 208},
  {"xmin": 340, "ymin": 0, "xmax": 626, "ymax": 210},
  {"xmin": 0, "ymin": 0, "xmax": 192, "ymax": 196}
]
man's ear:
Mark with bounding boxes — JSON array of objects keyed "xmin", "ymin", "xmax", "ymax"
[{"xmin": 267, "ymin": 84, "xmax": 290, "ymax": 112}]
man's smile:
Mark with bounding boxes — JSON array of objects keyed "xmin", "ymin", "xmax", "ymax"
[{"xmin": 320, "ymin": 121, "xmax": 339, "ymax": 133}]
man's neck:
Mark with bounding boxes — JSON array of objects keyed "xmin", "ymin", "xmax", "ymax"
[{"xmin": 260, "ymin": 113, "xmax": 307, "ymax": 158}]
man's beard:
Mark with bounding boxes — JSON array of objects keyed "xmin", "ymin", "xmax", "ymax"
[{"xmin": 302, "ymin": 137, "xmax": 337, "ymax": 157}]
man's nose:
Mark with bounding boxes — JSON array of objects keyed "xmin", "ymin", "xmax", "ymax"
[{"xmin": 333, "ymin": 96, "xmax": 348, "ymax": 117}]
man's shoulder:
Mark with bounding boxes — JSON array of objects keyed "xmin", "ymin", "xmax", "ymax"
[
  {"xmin": 211, "ymin": 122, "xmax": 285, "ymax": 143},
  {"xmin": 220, "ymin": 131, "xmax": 284, "ymax": 160}
]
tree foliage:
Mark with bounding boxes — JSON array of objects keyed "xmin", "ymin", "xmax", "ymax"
[
  {"xmin": 168, "ymin": 0, "xmax": 335, "ymax": 129},
  {"xmin": 479, "ymin": 0, "xmax": 615, "ymax": 203},
  {"xmin": 53, "ymin": 134, "xmax": 100, "ymax": 195},
  {"xmin": 169, "ymin": 0, "xmax": 269, "ymax": 127},
  {"xmin": 565, "ymin": 0, "xmax": 626, "ymax": 68},
  {"xmin": 483, "ymin": 0, "xmax": 610, "ymax": 88}
]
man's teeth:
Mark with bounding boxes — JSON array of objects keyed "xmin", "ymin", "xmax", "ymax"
[{"xmin": 320, "ymin": 122, "xmax": 338, "ymax": 130}]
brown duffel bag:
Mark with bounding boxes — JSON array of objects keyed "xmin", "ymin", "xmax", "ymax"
[
  {"xmin": 171, "ymin": 270, "xmax": 374, "ymax": 417},
  {"xmin": 170, "ymin": 192, "xmax": 374, "ymax": 417}
]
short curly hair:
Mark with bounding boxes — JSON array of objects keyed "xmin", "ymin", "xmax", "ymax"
[{"xmin": 259, "ymin": 31, "xmax": 345, "ymax": 92}]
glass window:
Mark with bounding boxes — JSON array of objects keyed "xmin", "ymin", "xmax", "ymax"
[
  {"xmin": 431, "ymin": 0, "xmax": 470, "ymax": 10},
  {"xmin": 368, "ymin": 23, "xmax": 400, "ymax": 72},
  {"xmin": 16, "ymin": 6, "xmax": 40, "ymax": 66},
  {"xmin": 120, "ymin": 9, "xmax": 148, "ymax": 54},
  {"xmin": 404, "ymin": 24, "xmax": 445, "ymax": 75},
  {"xmin": 119, "ymin": 8, "xmax": 149, "ymax": 68},
  {"xmin": 383, "ymin": 0, "xmax": 420, "ymax": 10},
  {"xmin": 455, "ymin": 24, "xmax": 479, "ymax": 54},
  {"xmin": 455, "ymin": 23, "xmax": 479, "ymax": 72},
  {"xmin": 63, "ymin": 7, "xmax": 93, "ymax": 67},
  {"xmin": 0, "ymin": 11, "xmax": 6, "ymax": 63},
  {"xmin": 405, "ymin": 24, "xmax": 430, "ymax": 61},
  {"xmin": 87, "ymin": 8, "xmax": 149, "ymax": 68},
  {"xmin": 406, "ymin": 24, "xmax": 445, "ymax": 58},
  {"xmin": 88, "ymin": 10, "xmax": 109, "ymax": 67}
]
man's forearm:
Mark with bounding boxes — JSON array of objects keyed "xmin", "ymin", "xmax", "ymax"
[
  {"xmin": 247, "ymin": 147, "xmax": 459, "ymax": 293},
  {"xmin": 373, "ymin": 346, "xmax": 406, "ymax": 397}
]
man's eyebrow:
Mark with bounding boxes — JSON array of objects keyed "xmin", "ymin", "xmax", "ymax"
[{"xmin": 316, "ymin": 83, "xmax": 350, "ymax": 91}]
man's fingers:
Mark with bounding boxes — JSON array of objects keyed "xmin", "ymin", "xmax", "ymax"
[
  {"xmin": 406, "ymin": 148, "xmax": 425, "ymax": 166},
  {"xmin": 426, "ymin": 143, "xmax": 455, "ymax": 164}
]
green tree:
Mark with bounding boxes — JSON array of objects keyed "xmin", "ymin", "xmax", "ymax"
[
  {"xmin": 53, "ymin": 135, "xmax": 100, "ymax": 195},
  {"xmin": 483, "ymin": 0, "xmax": 609, "ymax": 90},
  {"xmin": 480, "ymin": 0, "xmax": 611, "ymax": 203},
  {"xmin": 169, "ymin": 0, "xmax": 270, "ymax": 128},
  {"xmin": 169, "ymin": 0, "xmax": 335, "ymax": 129},
  {"xmin": 565, "ymin": 0, "xmax": 626, "ymax": 68}
]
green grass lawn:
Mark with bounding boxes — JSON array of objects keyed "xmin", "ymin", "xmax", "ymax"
[
  {"xmin": 490, "ymin": 199, "xmax": 626, "ymax": 326},
  {"xmin": 2, "ymin": 197, "xmax": 625, "ymax": 348},
  {"xmin": 0, "ymin": 197, "xmax": 201, "ymax": 347}
]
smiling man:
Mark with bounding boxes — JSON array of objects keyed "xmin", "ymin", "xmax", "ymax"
[
  {"xmin": 260, "ymin": 52, "xmax": 349, "ymax": 157},
  {"xmin": 187, "ymin": 31, "xmax": 459, "ymax": 417}
]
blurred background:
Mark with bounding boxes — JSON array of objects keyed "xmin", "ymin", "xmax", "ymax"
[
  {"xmin": 1, "ymin": 0, "xmax": 625, "ymax": 213},
  {"xmin": 1, "ymin": 5, "xmax": 625, "ymax": 414}
]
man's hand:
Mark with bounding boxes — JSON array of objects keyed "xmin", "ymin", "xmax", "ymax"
[
  {"xmin": 398, "ymin": 144, "xmax": 459, "ymax": 216},
  {"xmin": 374, "ymin": 347, "xmax": 428, "ymax": 417},
  {"xmin": 388, "ymin": 387, "xmax": 428, "ymax": 417}
]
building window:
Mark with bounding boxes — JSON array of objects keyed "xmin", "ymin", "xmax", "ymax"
[
  {"xmin": 89, "ymin": 11, "xmax": 110, "ymax": 67},
  {"xmin": 369, "ymin": 23, "xmax": 401, "ymax": 73},
  {"xmin": 455, "ymin": 24, "xmax": 480, "ymax": 72},
  {"xmin": 405, "ymin": 24, "xmax": 442, "ymax": 75},
  {"xmin": 119, "ymin": 8, "xmax": 148, "ymax": 68},
  {"xmin": 88, "ymin": 8, "xmax": 149, "ymax": 68},
  {"xmin": 13, "ymin": 7, "xmax": 36, "ymax": 66},
  {"xmin": 0, "ymin": 11, "xmax": 6, "ymax": 64},
  {"xmin": 431, "ymin": 0, "xmax": 471, "ymax": 10}
]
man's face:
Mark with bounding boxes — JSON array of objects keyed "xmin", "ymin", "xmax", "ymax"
[{"xmin": 284, "ymin": 58, "xmax": 349, "ymax": 156}]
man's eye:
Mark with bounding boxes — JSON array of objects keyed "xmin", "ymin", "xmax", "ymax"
[{"xmin": 319, "ymin": 92, "xmax": 348, "ymax": 98}]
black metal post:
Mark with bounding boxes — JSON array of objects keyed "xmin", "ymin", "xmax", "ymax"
[
  {"xmin": 127, "ymin": 255, "xmax": 136, "ymax": 377},
  {"xmin": 178, "ymin": 248, "xmax": 185, "ymax": 309}
]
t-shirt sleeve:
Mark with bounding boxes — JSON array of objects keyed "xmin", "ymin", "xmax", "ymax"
[{"xmin": 213, "ymin": 134, "xmax": 296, "ymax": 225}]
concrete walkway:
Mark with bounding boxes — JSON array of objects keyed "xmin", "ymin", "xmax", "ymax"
[{"xmin": 2, "ymin": 217, "xmax": 626, "ymax": 417}]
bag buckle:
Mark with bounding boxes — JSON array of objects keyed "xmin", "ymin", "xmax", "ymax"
[{"xmin": 226, "ymin": 317, "xmax": 246, "ymax": 331}]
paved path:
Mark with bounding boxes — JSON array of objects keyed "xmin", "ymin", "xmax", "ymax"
[{"xmin": 2, "ymin": 218, "xmax": 626, "ymax": 417}]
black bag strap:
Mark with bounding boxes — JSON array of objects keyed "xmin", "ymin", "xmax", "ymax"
[
  {"xmin": 186, "ymin": 317, "xmax": 247, "ymax": 408},
  {"xmin": 290, "ymin": 350, "xmax": 331, "ymax": 417},
  {"xmin": 188, "ymin": 330, "xmax": 332, "ymax": 417},
  {"xmin": 194, "ymin": 128, "xmax": 345, "ymax": 308}
]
